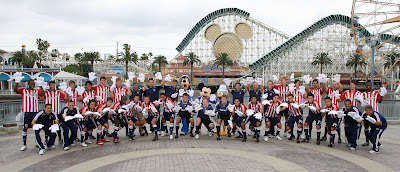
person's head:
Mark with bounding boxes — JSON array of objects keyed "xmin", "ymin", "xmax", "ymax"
[
  {"xmin": 273, "ymin": 94, "xmax": 280, "ymax": 102},
  {"xmin": 148, "ymin": 78, "xmax": 154, "ymax": 87},
  {"xmin": 121, "ymin": 95, "xmax": 127, "ymax": 104},
  {"xmin": 312, "ymin": 79, "xmax": 319, "ymax": 88},
  {"xmin": 252, "ymin": 82, "xmax": 259, "ymax": 90},
  {"xmin": 281, "ymin": 77, "xmax": 287, "ymax": 85},
  {"xmin": 100, "ymin": 76, "xmax": 106, "ymax": 85},
  {"xmin": 49, "ymin": 81, "xmax": 56, "ymax": 91},
  {"xmin": 350, "ymin": 81, "xmax": 356, "ymax": 91},
  {"xmin": 172, "ymin": 79, "xmax": 178, "ymax": 88},
  {"xmin": 202, "ymin": 98, "xmax": 209, "ymax": 106},
  {"xmin": 133, "ymin": 94, "xmax": 140, "ymax": 102},
  {"xmin": 143, "ymin": 95, "xmax": 150, "ymax": 104},
  {"xmin": 234, "ymin": 97, "xmax": 240, "ymax": 106},
  {"xmin": 288, "ymin": 94, "xmax": 294, "ymax": 103},
  {"xmin": 116, "ymin": 78, "xmax": 122, "ymax": 87},
  {"xmin": 85, "ymin": 81, "xmax": 92, "ymax": 90},
  {"xmin": 325, "ymin": 97, "xmax": 332, "ymax": 107},
  {"xmin": 67, "ymin": 100, "xmax": 75, "ymax": 110},
  {"xmin": 88, "ymin": 99, "xmax": 97, "ymax": 109},
  {"xmin": 28, "ymin": 79, "xmax": 35, "ymax": 89},
  {"xmin": 294, "ymin": 79, "xmax": 300, "ymax": 87},
  {"xmin": 250, "ymin": 94, "xmax": 257, "ymax": 104},
  {"xmin": 131, "ymin": 82, "xmax": 138, "ymax": 90},
  {"xmin": 106, "ymin": 97, "xmax": 113, "ymax": 107},
  {"xmin": 221, "ymin": 94, "xmax": 227, "ymax": 104},
  {"xmin": 307, "ymin": 93, "xmax": 314, "ymax": 103},
  {"xmin": 332, "ymin": 81, "xmax": 338, "ymax": 90},
  {"xmin": 160, "ymin": 93, "xmax": 166, "ymax": 101},
  {"xmin": 366, "ymin": 82, "xmax": 372, "ymax": 91},
  {"xmin": 68, "ymin": 80, "xmax": 75, "ymax": 89},
  {"xmin": 365, "ymin": 105, "xmax": 374, "ymax": 116},
  {"xmin": 267, "ymin": 80, "xmax": 274, "ymax": 89},
  {"xmin": 344, "ymin": 99, "xmax": 352, "ymax": 109},
  {"xmin": 235, "ymin": 83, "xmax": 241, "ymax": 90},
  {"xmin": 44, "ymin": 104, "xmax": 52, "ymax": 114},
  {"xmin": 182, "ymin": 93, "xmax": 189, "ymax": 102}
]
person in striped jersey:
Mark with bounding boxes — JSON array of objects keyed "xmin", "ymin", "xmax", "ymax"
[
  {"xmin": 339, "ymin": 82, "xmax": 361, "ymax": 107},
  {"xmin": 303, "ymin": 93, "xmax": 322, "ymax": 144},
  {"xmin": 14, "ymin": 79, "xmax": 45, "ymax": 151},
  {"xmin": 111, "ymin": 77, "xmax": 132, "ymax": 103},
  {"xmin": 274, "ymin": 77, "xmax": 290, "ymax": 137},
  {"xmin": 288, "ymin": 80, "xmax": 306, "ymax": 138},
  {"xmin": 305, "ymin": 79, "xmax": 324, "ymax": 104},
  {"xmin": 42, "ymin": 81, "xmax": 67, "ymax": 144},
  {"xmin": 322, "ymin": 80, "xmax": 343, "ymax": 143},
  {"xmin": 156, "ymin": 93, "xmax": 175, "ymax": 139},
  {"xmin": 281, "ymin": 94, "xmax": 303, "ymax": 143},
  {"xmin": 82, "ymin": 81, "xmax": 97, "ymax": 105},
  {"xmin": 66, "ymin": 80, "xmax": 80, "ymax": 105},
  {"xmin": 362, "ymin": 105, "xmax": 387, "ymax": 154},
  {"xmin": 110, "ymin": 96, "xmax": 131, "ymax": 143},
  {"xmin": 78, "ymin": 99, "xmax": 98, "ymax": 147},
  {"xmin": 96, "ymin": 97, "xmax": 114, "ymax": 143},
  {"xmin": 139, "ymin": 95, "xmax": 160, "ymax": 141},
  {"xmin": 264, "ymin": 94, "xmax": 283, "ymax": 141},
  {"xmin": 247, "ymin": 95, "xmax": 264, "ymax": 142},
  {"xmin": 232, "ymin": 97, "xmax": 247, "ymax": 139},
  {"xmin": 320, "ymin": 97, "xmax": 339, "ymax": 147},
  {"xmin": 361, "ymin": 82, "xmax": 383, "ymax": 147},
  {"xmin": 92, "ymin": 76, "xmax": 110, "ymax": 104}
]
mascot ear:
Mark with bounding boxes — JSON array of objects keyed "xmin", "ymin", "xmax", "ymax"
[
  {"xmin": 211, "ymin": 86, "xmax": 218, "ymax": 94},
  {"xmin": 198, "ymin": 83, "xmax": 204, "ymax": 90}
]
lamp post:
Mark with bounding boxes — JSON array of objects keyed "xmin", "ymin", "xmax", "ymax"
[{"xmin": 370, "ymin": 35, "xmax": 378, "ymax": 90}]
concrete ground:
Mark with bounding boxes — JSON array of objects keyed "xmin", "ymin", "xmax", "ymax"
[{"xmin": 0, "ymin": 121, "xmax": 399, "ymax": 172}]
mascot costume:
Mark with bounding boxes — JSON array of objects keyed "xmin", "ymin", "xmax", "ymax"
[{"xmin": 178, "ymin": 75, "xmax": 194, "ymax": 134}]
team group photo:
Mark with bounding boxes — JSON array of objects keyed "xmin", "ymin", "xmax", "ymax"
[{"xmin": 0, "ymin": 0, "xmax": 400, "ymax": 172}]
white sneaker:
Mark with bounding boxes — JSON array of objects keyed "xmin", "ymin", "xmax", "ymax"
[
  {"xmin": 39, "ymin": 149, "xmax": 45, "ymax": 155},
  {"xmin": 195, "ymin": 134, "xmax": 199, "ymax": 139},
  {"xmin": 369, "ymin": 150, "xmax": 379, "ymax": 154},
  {"xmin": 81, "ymin": 143, "xmax": 88, "ymax": 147},
  {"xmin": 70, "ymin": 144, "xmax": 76, "ymax": 147},
  {"xmin": 208, "ymin": 131, "xmax": 213, "ymax": 137},
  {"xmin": 283, "ymin": 132, "xmax": 288, "ymax": 137},
  {"xmin": 264, "ymin": 136, "xmax": 269, "ymax": 142},
  {"xmin": 85, "ymin": 139, "xmax": 93, "ymax": 144},
  {"xmin": 20, "ymin": 145, "xmax": 27, "ymax": 151},
  {"xmin": 48, "ymin": 145, "xmax": 56, "ymax": 150},
  {"xmin": 160, "ymin": 131, "xmax": 166, "ymax": 137},
  {"xmin": 63, "ymin": 147, "xmax": 69, "ymax": 151},
  {"xmin": 300, "ymin": 134, "xmax": 305, "ymax": 139},
  {"xmin": 249, "ymin": 131, "xmax": 255, "ymax": 136},
  {"xmin": 350, "ymin": 147, "xmax": 356, "ymax": 151},
  {"xmin": 169, "ymin": 135, "xmax": 173, "ymax": 140},
  {"xmin": 276, "ymin": 136, "xmax": 282, "ymax": 140}
]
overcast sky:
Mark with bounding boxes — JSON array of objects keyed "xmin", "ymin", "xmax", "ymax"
[{"xmin": 0, "ymin": 0, "xmax": 353, "ymax": 60}]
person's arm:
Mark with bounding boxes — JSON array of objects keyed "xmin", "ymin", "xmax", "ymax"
[
  {"xmin": 126, "ymin": 88, "xmax": 132, "ymax": 96},
  {"xmin": 31, "ymin": 119, "xmax": 36, "ymax": 126},
  {"xmin": 110, "ymin": 90, "xmax": 115, "ymax": 98},
  {"xmin": 338, "ymin": 82, "xmax": 344, "ymax": 93},
  {"xmin": 305, "ymin": 84, "xmax": 310, "ymax": 93},
  {"xmin": 142, "ymin": 84, "xmax": 147, "ymax": 92},
  {"xmin": 338, "ymin": 92, "xmax": 345, "ymax": 102},
  {"xmin": 322, "ymin": 83, "xmax": 327, "ymax": 93},
  {"xmin": 260, "ymin": 103, "xmax": 264, "ymax": 114},
  {"xmin": 227, "ymin": 86, "xmax": 232, "ymax": 94},
  {"xmin": 60, "ymin": 92, "xmax": 68, "ymax": 103},
  {"xmin": 160, "ymin": 79, "xmax": 166, "ymax": 87},
  {"xmin": 377, "ymin": 91, "xmax": 383, "ymax": 103},
  {"xmin": 39, "ymin": 87, "xmax": 45, "ymax": 97},
  {"xmin": 62, "ymin": 109, "xmax": 67, "ymax": 120},
  {"xmin": 14, "ymin": 83, "xmax": 20, "ymax": 94},
  {"xmin": 245, "ymin": 84, "xmax": 251, "ymax": 92}
]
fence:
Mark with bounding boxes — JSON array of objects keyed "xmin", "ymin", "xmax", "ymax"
[{"xmin": 0, "ymin": 99, "xmax": 399, "ymax": 126}]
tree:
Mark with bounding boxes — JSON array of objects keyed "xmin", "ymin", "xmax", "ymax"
[
  {"xmin": 183, "ymin": 52, "xmax": 202, "ymax": 82},
  {"xmin": 82, "ymin": 52, "xmax": 101, "ymax": 72},
  {"xmin": 117, "ymin": 43, "xmax": 138, "ymax": 77},
  {"xmin": 152, "ymin": 55, "xmax": 168, "ymax": 73},
  {"xmin": 214, "ymin": 53, "xmax": 234, "ymax": 78},
  {"xmin": 384, "ymin": 52, "xmax": 400, "ymax": 80},
  {"xmin": 346, "ymin": 53, "xmax": 367, "ymax": 78},
  {"xmin": 51, "ymin": 49, "xmax": 59, "ymax": 58},
  {"xmin": 63, "ymin": 64, "xmax": 82, "ymax": 75},
  {"xmin": 36, "ymin": 38, "xmax": 50, "ymax": 67},
  {"xmin": 311, "ymin": 52, "xmax": 332, "ymax": 73},
  {"xmin": 140, "ymin": 52, "xmax": 153, "ymax": 60},
  {"xmin": 11, "ymin": 51, "xmax": 24, "ymax": 67}
]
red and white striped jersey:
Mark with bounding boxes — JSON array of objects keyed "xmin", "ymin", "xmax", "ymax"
[
  {"xmin": 92, "ymin": 85, "xmax": 110, "ymax": 104},
  {"xmin": 67, "ymin": 89, "xmax": 79, "ymax": 105},
  {"xmin": 362, "ymin": 90, "xmax": 381, "ymax": 112},
  {"xmin": 18, "ymin": 88, "xmax": 41, "ymax": 112},
  {"xmin": 288, "ymin": 103, "xmax": 302, "ymax": 117},
  {"xmin": 112, "ymin": 100, "xmax": 133, "ymax": 116},
  {"xmin": 113, "ymin": 87, "xmax": 128, "ymax": 103},
  {"xmin": 247, "ymin": 101, "xmax": 263, "ymax": 113},
  {"xmin": 82, "ymin": 90, "xmax": 97, "ymax": 105},
  {"xmin": 265, "ymin": 100, "xmax": 282, "ymax": 118},
  {"xmin": 323, "ymin": 105, "xmax": 338, "ymax": 118},
  {"xmin": 304, "ymin": 101, "xmax": 321, "ymax": 113},
  {"xmin": 326, "ymin": 88, "xmax": 342, "ymax": 109},
  {"xmin": 159, "ymin": 97, "xmax": 175, "ymax": 113},
  {"xmin": 141, "ymin": 102, "xmax": 159, "ymax": 116},
  {"xmin": 79, "ymin": 105, "xmax": 97, "ymax": 121},
  {"xmin": 274, "ymin": 84, "xmax": 289, "ymax": 102},
  {"xmin": 290, "ymin": 88, "xmax": 305, "ymax": 104},
  {"xmin": 44, "ymin": 90, "xmax": 65, "ymax": 114},
  {"xmin": 340, "ymin": 90, "xmax": 361, "ymax": 107},
  {"xmin": 233, "ymin": 103, "xmax": 247, "ymax": 113},
  {"xmin": 309, "ymin": 88, "xmax": 323, "ymax": 104}
]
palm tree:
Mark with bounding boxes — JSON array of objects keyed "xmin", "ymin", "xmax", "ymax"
[
  {"xmin": 74, "ymin": 52, "xmax": 85, "ymax": 73},
  {"xmin": 51, "ymin": 49, "xmax": 59, "ymax": 58},
  {"xmin": 311, "ymin": 52, "xmax": 332, "ymax": 73},
  {"xmin": 346, "ymin": 53, "xmax": 367, "ymax": 78},
  {"xmin": 183, "ymin": 52, "xmax": 202, "ymax": 82},
  {"xmin": 117, "ymin": 43, "xmax": 138, "ymax": 77},
  {"xmin": 214, "ymin": 53, "xmax": 234, "ymax": 78},
  {"xmin": 140, "ymin": 52, "xmax": 153, "ymax": 60},
  {"xmin": 36, "ymin": 38, "xmax": 50, "ymax": 67},
  {"xmin": 152, "ymin": 55, "xmax": 168, "ymax": 73},
  {"xmin": 82, "ymin": 52, "xmax": 101, "ymax": 72},
  {"xmin": 11, "ymin": 51, "xmax": 24, "ymax": 67},
  {"xmin": 384, "ymin": 52, "xmax": 400, "ymax": 80}
]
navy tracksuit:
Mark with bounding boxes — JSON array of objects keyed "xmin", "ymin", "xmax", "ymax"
[
  {"xmin": 342, "ymin": 106, "xmax": 362, "ymax": 148},
  {"xmin": 59, "ymin": 107, "xmax": 78, "ymax": 148},
  {"xmin": 34, "ymin": 110, "xmax": 58, "ymax": 150},
  {"xmin": 364, "ymin": 111, "xmax": 387, "ymax": 152}
]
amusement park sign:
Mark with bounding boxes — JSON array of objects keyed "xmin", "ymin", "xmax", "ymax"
[{"xmin": 201, "ymin": 64, "xmax": 222, "ymax": 72}]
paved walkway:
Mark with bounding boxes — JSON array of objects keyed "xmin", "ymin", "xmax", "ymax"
[{"xmin": 0, "ymin": 124, "xmax": 399, "ymax": 172}]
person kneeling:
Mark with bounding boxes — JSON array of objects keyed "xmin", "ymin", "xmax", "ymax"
[{"xmin": 32, "ymin": 104, "xmax": 59, "ymax": 155}]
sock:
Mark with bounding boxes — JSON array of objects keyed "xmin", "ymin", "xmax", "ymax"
[
  {"xmin": 88, "ymin": 130, "xmax": 92, "ymax": 138},
  {"xmin": 238, "ymin": 131, "xmax": 243, "ymax": 136},
  {"xmin": 287, "ymin": 129, "xmax": 292, "ymax": 136},
  {"xmin": 57, "ymin": 130, "xmax": 62, "ymax": 141},
  {"xmin": 265, "ymin": 128, "xmax": 270, "ymax": 136},
  {"xmin": 153, "ymin": 125, "xmax": 158, "ymax": 137},
  {"xmin": 162, "ymin": 123, "xmax": 167, "ymax": 131},
  {"xmin": 142, "ymin": 126, "xmax": 147, "ymax": 134},
  {"xmin": 317, "ymin": 129, "xmax": 321, "ymax": 141},
  {"xmin": 256, "ymin": 127, "xmax": 260, "ymax": 138},
  {"xmin": 304, "ymin": 126, "xmax": 309, "ymax": 139},
  {"xmin": 330, "ymin": 131, "xmax": 336, "ymax": 144},
  {"xmin": 323, "ymin": 126, "xmax": 328, "ymax": 138},
  {"xmin": 129, "ymin": 126, "xmax": 134, "ymax": 137},
  {"xmin": 125, "ymin": 124, "xmax": 129, "ymax": 134},
  {"xmin": 22, "ymin": 130, "xmax": 27, "ymax": 146},
  {"xmin": 102, "ymin": 128, "xmax": 108, "ymax": 139},
  {"xmin": 97, "ymin": 130, "xmax": 102, "ymax": 141},
  {"xmin": 81, "ymin": 131, "xmax": 86, "ymax": 143},
  {"xmin": 365, "ymin": 129, "xmax": 369, "ymax": 142},
  {"xmin": 309, "ymin": 126, "xmax": 312, "ymax": 138},
  {"xmin": 195, "ymin": 125, "xmax": 200, "ymax": 134},
  {"xmin": 113, "ymin": 127, "xmax": 119, "ymax": 139},
  {"xmin": 297, "ymin": 128, "xmax": 302, "ymax": 139},
  {"xmin": 190, "ymin": 126, "xmax": 194, "ymax": 134},
  {"xmin": 243, "ymin": 129, "xmax": 247, "ymax": 139},
  {"xmin": 175, "ymin": 125, "xmax": 180, "ymax": 135},
  {"xmin": 216, "ymin": 124, "xmax": 221, "ymax": 136},
  {"xmin": 227, "ymin": 128, "xmax": 231, "ymax": 134},
  {"xmin": 169, "ymin": 124, "xmax": 173, "ymax": 135},
  {"xmin": 284, "ymin": 122, "xmax": 287, "ymax": 132},
  {"xmin": 337, "ymin": 127, "xmax": 341, "ymax": 140},
  {"xmin": 276, "ymin": 128, "xmax": 281, "ymax": 136},
  {"xmin": 85, "ymin": 131, "xmax": 89, "ymax": 141}
]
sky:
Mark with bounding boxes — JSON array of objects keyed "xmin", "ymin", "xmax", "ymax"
[{"xmin": 0, "ymin": 0, "xmax": 353, "ymax": 60}]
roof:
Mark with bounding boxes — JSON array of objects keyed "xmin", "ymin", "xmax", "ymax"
[{"xmin": 52, "ymin": 71, "xmax": 86, "ymax": 80}]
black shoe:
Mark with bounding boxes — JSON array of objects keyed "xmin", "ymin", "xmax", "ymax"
[
  {"xmin": 316, "ymin": 140, "xmax": 320, "ymax": 145},
  {"xmin": 338, "ymin": 138, "xmax": 342, "ymax": 143},
  {"xmin": 129, "ymin": 137, "xmax": 134, "ymax": 141},
  {"xmin": 288, "ymin": 136, "xmax": 295, "ymax": 140},
  {"xmin": 297, "ymin": 139, "xmax": 300, "ymax": 143},
  {"xmin": 305, "ymin": 139, "xmax": 309, "ymax": 143},
  {"xmin": 255, "ymin": 138, "xmax": 259, "ymax": 142},
  {"xmin": 140, "ymin": 133, "xmax": 145, "ymax": 136},
  {"xmin": 328, "ymin": 143, "xmax": 334, "ymax": 147},
  {"xmin": 362, "ymin": 142, "xmax": 370, "ymax": 146},
  {"xmin": 242, "ymin": 138, "xmax": 247, "ymax": 142},
  {"xmin": 321, "ymin": 136, "xmax": 326, "ymax": 141},
  {"xmin": 175, "ymin": 134, "xmax": 179, "ymax": 138},
  {"xmin": 217, "ymin": 136, "xmax": 220, "ymax": 140},
  {"xmin": 190, "ymin": 133, "xmax": 194, "ymax": 137},
  {"xmin": 253, "ymin": 134, "xmax": 256, "ymax": 138},
  {"xmin": 235, "ymin": 135, "xmax": 243, "ymax": 139},
  {"xmin": 89, "ymin": 135, "xmax": 96, "ymax": 140},
  {"xmin": 152, "ymin": 137, "xmax": 158, "ymax": 141},
  {"xmin": 228, "ymin": 132, "xmax": 231, "ymax": 137}
]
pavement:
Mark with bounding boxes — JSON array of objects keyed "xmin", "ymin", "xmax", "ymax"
[{"xmin": 0, "ymin": 122, "xmax": 399, "ymax": 172}]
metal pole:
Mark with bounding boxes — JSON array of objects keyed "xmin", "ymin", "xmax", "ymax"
[{"xmin": 371, "ymin": 44, "xmax": 375, "ymax": 90}]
